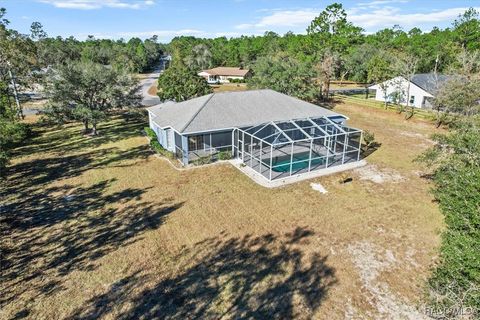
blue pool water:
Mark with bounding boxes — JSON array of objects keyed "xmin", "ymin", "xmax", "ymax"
[{"xmin": 271, "ymin": 152, "xmax": 325, "ymax": 172}]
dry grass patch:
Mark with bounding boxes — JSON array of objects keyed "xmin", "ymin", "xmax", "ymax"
[
  {"xmin": 147, "ymin": 80, "xmax": 158, "ymax": 96},
  {"xmin": 1, "ymin": 103, "xmax": 443, "ymax": 319},
  {"xmin": 212, "ymin": 83, "xmax": 248, "ymax": 92}
]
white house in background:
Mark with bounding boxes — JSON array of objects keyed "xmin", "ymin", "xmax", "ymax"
[
  {"xmin": 369, "ymin": 73, "xmax": 452, "ymax": 108},
  {"xmin": 198, "ymin": 67, "xmax": 251, "ymax": 84}
]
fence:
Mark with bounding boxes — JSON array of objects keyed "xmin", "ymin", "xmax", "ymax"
[{"xmin": 332, "ymin": 93, "xmax": 435, "ymax": 121}]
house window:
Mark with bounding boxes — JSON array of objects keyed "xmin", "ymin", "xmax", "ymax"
[
  {"xmin": 409, "ymin": 95, "xmax": 415, "ymax": 104},
  {"xmin": 188, "ymin": 135, "xmax": 204, "ymax": 151}
]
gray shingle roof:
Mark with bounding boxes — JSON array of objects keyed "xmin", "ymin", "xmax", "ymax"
[
  {"xmin": 147, "ymin": 89, "xmax": 342, "ymax": 134},
  {"xmin": 410, "ymin": 73, "xmax": 452, "ymax": 95}
]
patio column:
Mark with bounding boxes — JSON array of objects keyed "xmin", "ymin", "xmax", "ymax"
[
  {"xmin": 289, "ymin": 142, "xmax": 294, "ymax": 176},
  {"xmin": 269, "ymin": 145, "xmax": 273, "ymax": 181},
  {"xmin": 342, "ymin": 133, "xmax": 348, "ymax": 164},
  {"xmin": 259, "ymin": 140, "xmax": 263, "ymax": 174},
  {"xmin": 241, "ymin": 131, "xmax": 245, "ymax": 162},
  {"xmin": 308, "ymin": 139, "xmax": 313, "ymax": 172},
  {"xmin": 181, "ymin": 135, "xmax": 189, "ymax": 166},
  {"xmin": 325, "ymin": 136, "xmax": 330, "ymax": 168},
  {"xmin": 231, "ymin": 129, "xmax": 235, "ymax": 157}
]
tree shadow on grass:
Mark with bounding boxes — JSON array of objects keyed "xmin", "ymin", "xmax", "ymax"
[
  {"xmin": 3, "ymin": 143, "xmax": 151, "ymax": 198},
  {"xmin": 11, "ymin": 114, "xmax": 147, "ymax": 158},
  {"xmin": 69, "ymin": 227, "xmax": 337, "ymax": 320},
  {"xmin": 0, "ymin": 110, "xmax": 180, "ymax": 319},
  {"xmin": 1, "ymin": 178, "xmax": 183, "ymax": 307}
]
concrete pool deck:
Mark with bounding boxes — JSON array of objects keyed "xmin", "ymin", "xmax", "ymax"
[{"xmin": 230, "ymin": 158, "xmax": 367, "ymax": 188}]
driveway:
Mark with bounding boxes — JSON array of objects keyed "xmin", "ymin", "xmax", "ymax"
[{"xmin": 140, "ymin": 62, "xmax": 164, "ymax": 106}]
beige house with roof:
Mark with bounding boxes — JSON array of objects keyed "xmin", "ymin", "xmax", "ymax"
[{"xmin": 198, "ymin": 67, "xmax": 251, "ymax": 84}]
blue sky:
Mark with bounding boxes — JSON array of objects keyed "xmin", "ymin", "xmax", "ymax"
[{"xmin": 1, "ymin": 0, "xmax": 479, "ymax": 42}]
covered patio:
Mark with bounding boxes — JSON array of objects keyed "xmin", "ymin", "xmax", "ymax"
[{"xmin": 233, "ymin": 116, "xmax": 362, "ymax": 181}]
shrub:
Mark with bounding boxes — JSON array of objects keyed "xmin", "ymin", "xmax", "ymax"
[
  {"xmin": 144, "ymin": 127, "xmax": 157, "ymax": 140},
  {"xmin": 228, "ymin": 78, "xmax": 245, "ymax": 84},
  {"xmin": 362, "ymin": 130, "xmax": 376, "ymax": 150},
  {"xmin": 418, "ymin": 117, "xmax": 480, "ymax": 316},
  {"xmin": 145, "ymin": 127, "xmax": 176, "ymax": 160},
  {"xmin": 0, "ymin": 120, "xmax": 31, "ymax": 174},
  {"xmin": 150, "ymin": 139, "xmax": 163, "ymax": 152},
  {"xmin": 192, "ymin": 155, "xmax": 212, "ymax": 165},
  {"xmin": 217, "ymin": 150, "xmax": 232, "ymax": 160}
]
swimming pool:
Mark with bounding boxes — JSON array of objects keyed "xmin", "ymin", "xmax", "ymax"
[{"xmin": 270, "ymin": 152, "xmax": 325, "ymax": 172}]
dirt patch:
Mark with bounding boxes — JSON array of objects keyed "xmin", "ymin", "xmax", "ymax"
[
  {"xmin": 354, "ymin": 164, "xmax": 405, "ymax": 184},
  {"xmin": 147, "ymin": 81, "xmax": 158, "ymax": 96},
  {"xmin": 347, "ymin": 241, "xmax": 430, "ymax": 319},
  {"xmin": 400, "ymin": 131, "xmax": 428, "ymax": 139}
]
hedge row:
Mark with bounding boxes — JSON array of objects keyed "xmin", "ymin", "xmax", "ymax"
[{"xmin": 144, "ymin": 127, "xmax": 175, "ymax": 159}]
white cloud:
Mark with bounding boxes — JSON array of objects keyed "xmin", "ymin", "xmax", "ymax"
[
  {"xmin": 349, "ymin": 6, "xmax": 480, "ymax": 29},
  {"xmin": 37, "ymin": 0, "xmax": 155, "ymax": 10},
  {"xmin": 235, "ymin": 5, "xmax": 480, "ymax": 33},
  {"xmin": 118, "ymin": 29, "xmax": 204, "ymax": 38},
  {"xmin": 357, "ymin": 0, "xmax": 408, "ymax": 7},
  {"xmin": 235, "ymin": 9, "xmax": 318, "ymax": 29}
]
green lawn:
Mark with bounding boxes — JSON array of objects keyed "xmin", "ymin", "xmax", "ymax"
[{"xmin": 1, "ymin": 104, "xmax": 444, "ymax": 319}]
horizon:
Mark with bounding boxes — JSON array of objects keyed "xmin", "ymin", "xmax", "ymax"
[{"xmin": 1, "ymin": 0, "xmax": 479, "ymax": 42}]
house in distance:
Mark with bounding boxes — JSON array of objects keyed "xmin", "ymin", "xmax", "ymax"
[
  {"xmin": 198, "ymin": 67, "xmax": 251, "ymax": 84},
  {"xmin": 369, "ymin": 73, "xmax": 452, "ymax": 108}
]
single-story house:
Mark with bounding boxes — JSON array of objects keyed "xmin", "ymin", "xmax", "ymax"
[
  {"xmin": 198, "ymin": 67, "xmax": 251, "ymax": 84},
  {"xmin": 147, "ymin": 89, "xmax": 363, "ymax": 181},
  {"xmin": 369, "ymin": 73, "xmax": 451, "ymax": 108}
]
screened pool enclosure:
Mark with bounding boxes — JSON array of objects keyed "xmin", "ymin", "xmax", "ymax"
[{"xmin": 232, "ymin": 116, "xmax": 362, "ymax": 181}]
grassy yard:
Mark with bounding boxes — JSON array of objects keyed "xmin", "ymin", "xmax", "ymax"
[
  {"xmin": 1, "ymin": 103, "xmax": 443, "ymax": 319},
  {"xmin": 212, "ymin": 83, "xmax": 248, "ymax": 92}
]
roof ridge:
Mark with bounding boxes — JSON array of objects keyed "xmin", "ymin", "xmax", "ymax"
[
  {"xmin": 180, "ymin": 93, "xmax": 215, "ymax": 132},
  {"xmin": 212, "ymin": 88, "xmax": 270, "ymax": 96}
]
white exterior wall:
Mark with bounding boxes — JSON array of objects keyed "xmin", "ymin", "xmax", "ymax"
[
  {"xmin": 197, "ymin": 72, "xmax": 245, "ymax": 84},
  {"xmin": 148, "ymin": 111, "xmax": 175, "ymax": 152},
  {"xmin": 370, "ymin": 76, "xmax": 433, "ymax": 108}
]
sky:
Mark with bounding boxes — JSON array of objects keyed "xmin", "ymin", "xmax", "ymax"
[{"xmin": 1, "ymin": 0, "xmax": 480, "ymax": 42}]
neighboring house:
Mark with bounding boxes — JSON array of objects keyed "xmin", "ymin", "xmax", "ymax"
[
  {"xmin": 147, "ymin": 89, "xmax": 363, "ymax": 182},
  {"xmin": 198, "ymin": 67, "xmax": 251, "ymax": 84},
  {"xmin": 369, "ymin": 73, "xmax": 452, "ymax": 108}
]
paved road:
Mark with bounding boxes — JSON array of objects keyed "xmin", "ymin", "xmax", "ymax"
[
  {"xmin": 140, "ymin": 62, "xmax": 164, "ymax": 106},
  {"xmin": 23, "ymin": 107, "xmax": 41, "ymax": 116}
]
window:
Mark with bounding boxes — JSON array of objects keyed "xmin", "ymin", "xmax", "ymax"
[
  {"xmin": 188, "ymin": 135, "xmax": 204, "ymax": 151},
  {"xmin": 211, "ymin": 132, "xmax": 231, "ymax": 148},
  {"xmin": 409, "ymin": 95, "xmax": 415, "ymax": 104}
]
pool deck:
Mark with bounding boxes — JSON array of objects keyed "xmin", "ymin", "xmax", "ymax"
[{"xmin": 229, "ymin": 158, "xmax": 367, "ymax": 188}]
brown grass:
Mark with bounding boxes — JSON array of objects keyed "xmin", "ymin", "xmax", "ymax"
[
  {"xmin": 329, "ymin": 83, "xmax": 365, "ymax": 90},
  {"xmin": 147, "ymin": 81, "xmax": 158, "ymax": 96},
  {"xmin": 212, "ymin": 83, "xmax": 248, "ymax": 92},
  {"xmin": 1, "ymin": 103, "xmax": 444, "ymax": 319}
]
